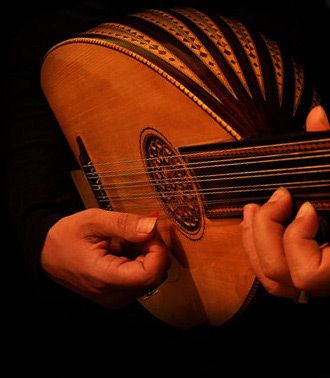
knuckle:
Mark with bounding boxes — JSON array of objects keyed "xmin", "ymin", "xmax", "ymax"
[
  {"xmin": 46, "ymin": 216, "xmax": 70, "ymax": 239},
  {"xmin": 263, "ymin": 282, "xmax": 293, "ymax": 298},
  {"xmin": 115, "ymin": 212, "xmax": 130, "ymax": 235},
  {"xmin": 71, "ymin": 208, "xmax": 102, "ymax": 233},
  {"xmin": 46, "ymin": 224, "xmax": 59, "ymax": 240},
  {"xmin": 257, "ymin": 276, "xmax": 282, "ymax": 296},
  {"xmin": 239, "ymin": 220, "xmax": 250, "ymax": 232},
  {"xmin": 263, "ymin": 283, "xmax": 281, "ymax": 296},
  {"xmin": 241, "ymin": 204, "xmax": 259, "ymax": 231},
  {"xmin": 262, "ymin": 264, "xmax": 286, "ymax": 282},
  {"xmin": 283, "ymin": 226, "xmax": 299, "ymax": 244},
  {"xmin": 257, "ymin": 203, "xmax": 279, "ymax": 224},
  {"xmin": 82, "ymin": 207, "xmax": 101, "ymax": 220},
  {"xmin": 256, "ymin": 205, "xmax": 269, "ymax": 220},
  {"xmin": 252, "ymin": 207, "xmax": 269, "ymax": 229},
  {"xmin": 291, "ymin": 270, "xmax": 316, "ymax": 291}
]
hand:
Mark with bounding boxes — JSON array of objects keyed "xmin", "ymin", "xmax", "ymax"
[
  {"xmin": 241, "ymin": 106, "xmax": 330, "ymax": 298},
  {"xmin": 41, "ymin": 209, "xmax": 170, "ymax": 308}
]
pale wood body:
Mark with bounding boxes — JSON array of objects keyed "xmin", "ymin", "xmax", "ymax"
[{"xmin": 41, "ymin": 42, "xmax": 256, "ymax": 328}]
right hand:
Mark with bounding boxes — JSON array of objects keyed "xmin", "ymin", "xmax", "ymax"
[{"xmin": 41, "ymin": 209, "xmax": 170, "ymax": 308}]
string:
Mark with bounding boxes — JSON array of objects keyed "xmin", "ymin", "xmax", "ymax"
[
  {"xmin": 80, "ymin": 137, "xmax": 330, "ymax": 210},
  {"xmin": 94, "ymin": 190, "xmax": 330, "ymax": 213},
  {"xmin": 93, "ymin": 165, "xmax": 330, "ymax": 191},
  {"xmin": 87, "ymin": 151, "xmax": 330, "ymax": 179},
  {"xmin": 82, "ymin": 136, "xmax": 330, "ymax": 168},
  {"xmin": 94, "ymin": 180, "xmax": 330, "ymax": 202}
]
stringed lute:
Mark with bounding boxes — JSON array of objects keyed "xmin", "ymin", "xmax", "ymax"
[{"xmin": 40, "ymin": 8, "xmax": 330, "ymax": 328}]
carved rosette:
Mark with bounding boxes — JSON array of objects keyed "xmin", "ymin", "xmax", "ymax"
[{"xmin": 141, "ymin": 129, "xmax": 203, "ymax": 238}]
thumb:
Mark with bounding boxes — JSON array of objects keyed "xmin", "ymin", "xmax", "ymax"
[
  {"xmin": 306, "ymin": 105, "xmax": 330, "ymax": 131},
  {"xmin": 81, "ymin": 208, "xmax": 158, "ymax": 242}
]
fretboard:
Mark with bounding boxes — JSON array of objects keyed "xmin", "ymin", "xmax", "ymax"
[{"xmin": 180, "ymin": 131, "xmax": 330, "ymax": 218}]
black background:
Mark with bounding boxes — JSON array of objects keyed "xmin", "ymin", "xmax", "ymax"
[{"xmin": 4, "ymin": 1, "xmax": 330, "ymax": 376}]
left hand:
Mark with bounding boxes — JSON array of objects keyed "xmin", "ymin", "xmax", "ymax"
[{"xmin": 240, "ymin": 106, "xmax": 330, "ymax": 299}]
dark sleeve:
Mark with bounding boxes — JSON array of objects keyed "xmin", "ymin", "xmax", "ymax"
[{"xmin": 5, "ymin": 5, "xmax": 95, "ymax": 277}]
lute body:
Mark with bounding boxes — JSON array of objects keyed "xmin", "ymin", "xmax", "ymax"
[{"xmin": 40, "ymin": 8, "xmax": 330, "ymax": 328}]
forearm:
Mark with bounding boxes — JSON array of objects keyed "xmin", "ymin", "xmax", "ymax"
[{"xmin": 6, "ymin": 103, "xmax": 84, "ymax": 275}]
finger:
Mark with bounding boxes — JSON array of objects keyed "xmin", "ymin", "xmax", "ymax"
[
  {"xmin": 241, "ymin": 202, "xmax": 296, "ymax": 297},
  {"xmin": 79, "ymin": 208, "xmax": 158, "ymax": 242},
  {"xmin": 253, "ymin": 188, "xmax": 294, "ymax": 283},
  {"xmin": 284, "ymin": 202, "xmax": 330, "ymax": 291},
  {"xmin": 306, "ymin": 105, "xmax": 330, "ymax": 131},
  {"xmin": 136, "ymin": 230, "xmax": 171, "ymax": 274},
  {"xmin": 98, "ymin": 231, "xmax": 170, "ymax": 289},
  {"xmin": 116, "ymin": 211, "xmax": 161, "ymax": 258},
  {"xmin": 241, "ymin": 203, "xmax": 264, "ymax": 277}
]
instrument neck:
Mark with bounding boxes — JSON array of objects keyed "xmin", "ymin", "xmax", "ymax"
[{"xmin": 180, "ymin": 131, "xmax": 330, "ymax": 217}]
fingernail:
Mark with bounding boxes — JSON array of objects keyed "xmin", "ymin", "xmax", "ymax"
[
  {"xmin": 268, "ymin": 187, "xmax": 287, "ymax": 203},
  {"xmin": 295, "ymin": 201, "xmax": 314, "ymax": 219},
  {"xmin": 314, "ymin": 105, "xmax": 330, "ymax": 130},
  {"xmin": 136, "ymin": 217, "xmax": 157, "ymax": 234}
]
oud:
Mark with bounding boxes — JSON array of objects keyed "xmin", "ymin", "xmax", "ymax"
[{"xmin": 40, "ymin": 8, "xmax": 330, "ymax": 328}]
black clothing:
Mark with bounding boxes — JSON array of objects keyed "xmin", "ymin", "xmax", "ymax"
[{"xmin": 5, "ymin": 1, "xmax": 330, "ymax": 376}]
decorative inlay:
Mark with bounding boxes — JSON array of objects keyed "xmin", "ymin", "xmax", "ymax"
[
  {"xmin": 141, "ymin": 129, "xmax": 203, "ymax": 237},
  {"xmin": 74, "ymin": 7, "xmax": 319, "ymax": 138},
  {"xmin": 292, "ymin": 59, "xmax": 305, "ymax": 114},
  {"xmin": 174, "ymin": 7, "xmax": 252, "ymax": 97},
  {"xmin": 134, "ymin": 9, "xmax": 237, "ymax": 98},
  {"xmin": 220, "ymin": 16, "xmax": 266, "ymax": 99},
  {"xmin": 261, "ymin": 34, "xmax": 284, "ymax": 105},
  {"xmin": 311, "ymin": 87, "xmax": 321, "ymax": 109},
  {"xmin": 87, "ymin": 22, "xmax": 217, "ymax": 99}
]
